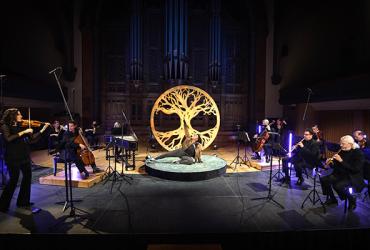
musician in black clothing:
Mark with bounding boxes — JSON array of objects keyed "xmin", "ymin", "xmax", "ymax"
[
  {"xmin": 0, "ymin": 108, "xmax": 50, "ymax": 212},
  {"xmin": 312, "ymin": 124, "xmax": 326, "ymax": 160},
  {"xmin": 353, "ymin": 130, "xmax": 370, "ymax": 191},
  {"xmin": 48, "ymin": 120, "xmax": 65, "ymax": 155},
  {"xmin": 281, "ymin": 128, "xmax": 320, "ymax": 186},
  {"xmin": 111, "ymin": 121, "xmax": 126, "ymax": 161},
  {"xmin": 271, "ymin": 119, "xmax": 287, "ymax": 156},
  {"xmin": 85, "ymin": 120, "xmax": 100, "ymax": 147},
  {"xmin": 272, "ymin": 119, "xmax": 287, "ymax": 137},
  {"xmin": 58, "ymin": 121, "xmax": 101, "ymax": 180},
  {"xmin": 252, "ymin": 119, "xmax": 274, "ymax": 163},
  {"xmin": 320, "ymin": 135, "xmax": 365, "ymax": 210}
]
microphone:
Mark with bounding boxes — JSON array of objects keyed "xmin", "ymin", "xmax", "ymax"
[
  {"xmin": 0, "ymin": 75, "xmax": 6, "ymax": 78},
  {"xmin": 48, "ymin": 67, "xmax": 61, "ymax": 74},
  {"xmin": 307, "ymin": 88, "xmax": 314, "ymax": 94}
]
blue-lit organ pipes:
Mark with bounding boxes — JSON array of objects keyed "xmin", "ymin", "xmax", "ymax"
[
  {"xmin": 164, "ymin": 0, "xmax": 188, "ymax": 81},
  {"xmin": 130, "ymin": 0, "xmax": 143, "ymax": 83},
  {"xmin": 209, "ymin": 0, "xmax": 221, "ymax": 84}
]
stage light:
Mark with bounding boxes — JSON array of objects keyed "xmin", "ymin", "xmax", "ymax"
[
  {"xmin": 288, "ymin": 132, "xmax": 293, "ymax": 158},
  {"xmin": 349, "ymin": 187, "xmax": 353, "ymax": 194},
  {"xmin": 258, "ymin": 125, "xmax": 261, "ymax": 134}
]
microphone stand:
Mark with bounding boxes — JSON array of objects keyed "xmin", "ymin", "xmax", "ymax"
[
  {"xmin": 49, "ymin": 67, "xmax": 94, "ymax": 228},
  {"xmin": 302, "ymin": 88, "xmax": 313, "ymax": 129}
]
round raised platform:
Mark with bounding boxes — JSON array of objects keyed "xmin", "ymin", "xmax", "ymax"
[{"xmin": 145, "ymin": 155, "xmax": 227, "ymax": 181}]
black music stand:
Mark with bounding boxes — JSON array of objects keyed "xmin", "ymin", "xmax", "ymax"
[
  {"xmin": 251, "ymin": 145, "xmax": 285, "ymax": 209},
  {"xmin": 55, "ymin": 150, "xmax": 83, "ymax": 213},
  {"xmin": 301, "ymin": 166, "xmax": 326, "ymax": 213},
  {"xmin": 103, "ymin": 138, "xmax": 132, "ymax": 194},
  {"xmin": 103, "ymin": 137, "xmax": 115, "ymax": 177},
  {"xmin": 51, "ymin": 149, "xmax": 93, "ymax": 232},
  {"xmin": 269, "ymin": 133, "xmax": 286, "ymax": 182},
  {"xmin": 231, "ymin": 125, "xmax": 248, "ymax": 170}
]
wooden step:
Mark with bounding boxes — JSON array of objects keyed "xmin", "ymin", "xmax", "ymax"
[{"xmin": 39, "ymin": 166, "xmax": 106, "ymax": 188}]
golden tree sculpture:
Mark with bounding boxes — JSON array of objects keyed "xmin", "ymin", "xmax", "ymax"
[{"xmin": 150, "ymin": 85, "xmax": 220, "ymax": 151}]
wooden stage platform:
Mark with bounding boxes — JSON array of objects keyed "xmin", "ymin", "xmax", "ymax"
[{"xmin": 32, "ymin": 144, "xmax": 283, "ymax": 188}]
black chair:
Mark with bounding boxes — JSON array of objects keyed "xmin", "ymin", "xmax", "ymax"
[{"xmin": 343, "ymin": 185, "xmax": 365, "ymax": 214}]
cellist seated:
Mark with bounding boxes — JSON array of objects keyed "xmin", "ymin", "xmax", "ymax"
[
  {"xmin": 251, "ymin": 119, "xmax": 273, "ymax": 163},
  {"xmin": 58, "ymin": 121, "xmax": 102, "ymax": 179}
]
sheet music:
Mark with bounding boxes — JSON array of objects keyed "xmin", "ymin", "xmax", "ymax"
[{"xmin": 112, "ymin": 135, "xmax": 137, "ymax": 142}]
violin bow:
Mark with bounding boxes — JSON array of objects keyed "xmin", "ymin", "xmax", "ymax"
[{"xmin": 28, "ymin": 107, "xmax": 31, "ymax": 129}]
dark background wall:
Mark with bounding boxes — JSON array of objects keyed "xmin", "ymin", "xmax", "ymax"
[
  {"xmin": 0, "ymin": 0, "xmax": 369, "ymax": 137},
  {"xmin": 275, "ymin": 0, "xmax": 370, "ymax": 104}
]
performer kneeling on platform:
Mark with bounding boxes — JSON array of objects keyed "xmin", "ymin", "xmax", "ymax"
[
  {"xmin": 147, "ymin": 124, "xmax": 202, "ymax": 164},
  {"xmin": 58, "ymin": 121, "xmax": 101, "ymax": 179},
  {"xmin": 281, "ymin": 128, "xmax": 320, "ymax": 186},
  {"xmin": 0, "ymin": 108, "xmax": 50, "ymax": 212},
  {"xmin": 320, "ymin": 135, "xmax": 365, "ymax": 210}
]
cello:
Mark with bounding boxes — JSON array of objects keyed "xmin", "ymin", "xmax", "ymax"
[
  {"xmin": 74, "ymin": 127, "xmax": 96, "ymax": 166},
  {"xmin": 252, "ymin": 120, "xmax": 275, "ymax": 152}
]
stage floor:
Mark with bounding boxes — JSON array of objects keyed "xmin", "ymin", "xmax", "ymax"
[
  {"xmin": 33, "ymin": 144, "xmax": 282, "ymax": 187},
  {"xmin": 1, "ymin": 158, "xmax": 370, "ymax": 236},
  {"xmin": 1, "ymin": 144, "xmax": 370, "ymax": 244}
]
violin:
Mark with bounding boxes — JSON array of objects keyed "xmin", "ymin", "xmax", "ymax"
[
  {"xmin": 359, "ymin": 139, "xmax": 367, "ymax": 149},
  {"xmin": 20, "ymin": 119, "xmax": 47, "ymax": 128}
]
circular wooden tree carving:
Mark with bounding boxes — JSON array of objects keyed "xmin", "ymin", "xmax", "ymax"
[{"xmin": 150, "ymin": 85, "xmax": 220, "ymax": 151}]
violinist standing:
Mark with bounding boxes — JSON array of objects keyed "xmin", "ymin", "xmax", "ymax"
[
  {"xmin": 0, "ymin": 108, "xmax": 50, "ymax": 212},
  {"xmin": 58, "ymin": 121, "xmax": 101, "ymax": 180}
]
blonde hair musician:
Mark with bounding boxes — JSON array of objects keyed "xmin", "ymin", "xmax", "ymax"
[{"xmin": 319, "ymin": 135, "xmax": 365, "ymax": 211}]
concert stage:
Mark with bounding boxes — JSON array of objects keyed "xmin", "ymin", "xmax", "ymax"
[
  {"xmin": 1, "ymin": 146, "xmax": 370, "ymax": 248},
  {"xmin": 33, "ymin": 146, "xmax": 279, "ymax": 187},
  {"xmin": 145, "ymin": 155, "xmax": 227, "ymax": 181}
]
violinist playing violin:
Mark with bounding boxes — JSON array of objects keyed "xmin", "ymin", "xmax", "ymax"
[
  {"xmin": 281, "ymin": 128, "xmax": 320, "ymax": 187},
  {"xmin": 48, "ymin": 120, "xmax": 65, "ymax": 155},
  {"xmin": 58, "ymin": 121, "xmax": 102, "ymax": 180},
  {"xmin": 0, "ymin": 108, "xmax": 50, "ymax": 213},
  {"xmin": 353, "ymin": 130, "xmax": 370, "ymax": 193},
  {"xmin": 312, "ymin": 124, "xmax": 326, "ymax": 160},
  {"xmin": 320, "ymin": 135, "xmax": 365, "ymax": 211}
]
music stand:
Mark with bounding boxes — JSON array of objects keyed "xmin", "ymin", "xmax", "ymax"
[
  {"xmin": 269, "ymin": 132, "xmax": 286, "ymax": 182},
  {"xmin": 231, "ymin": 125, "xmax": 248, "ymax": 170},
  {"xmin": 51, "ymin": 150, "xmax": 95, "ymax": 231},
  {"xmin": 242, "ymin": 132, "xmax": 253, "ymax": 168},
  {"xmin": 103, "ymin": 138, "xmax": 131, "ymax": 193},
  {"xmin": 301, "ymin": 166, "xmax": 326, "ymax": 213},
  {"xmin": 103, "ymin": 136, "xmax": 115, "ymax": 177},
  {"xmin": 251, "ymin": 144, "xmax": 285, "ymax": 209}
]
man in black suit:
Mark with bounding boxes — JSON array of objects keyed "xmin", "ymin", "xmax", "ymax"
[
  {"xmin": 320, "ymin": 135, "xmax": 365, "ymax": 210},
  {"xmin": 58, "ymin": 121, "xmax": 101, "ymax": 180},
  {"xmin": 281, "ymin": 128, "xmax": 320, "ymax": 186}
]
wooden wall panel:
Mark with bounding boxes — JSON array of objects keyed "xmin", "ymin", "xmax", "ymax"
[{"xmin": 287, "ymin": 105, "xmax": 370, "ymax": 147}]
